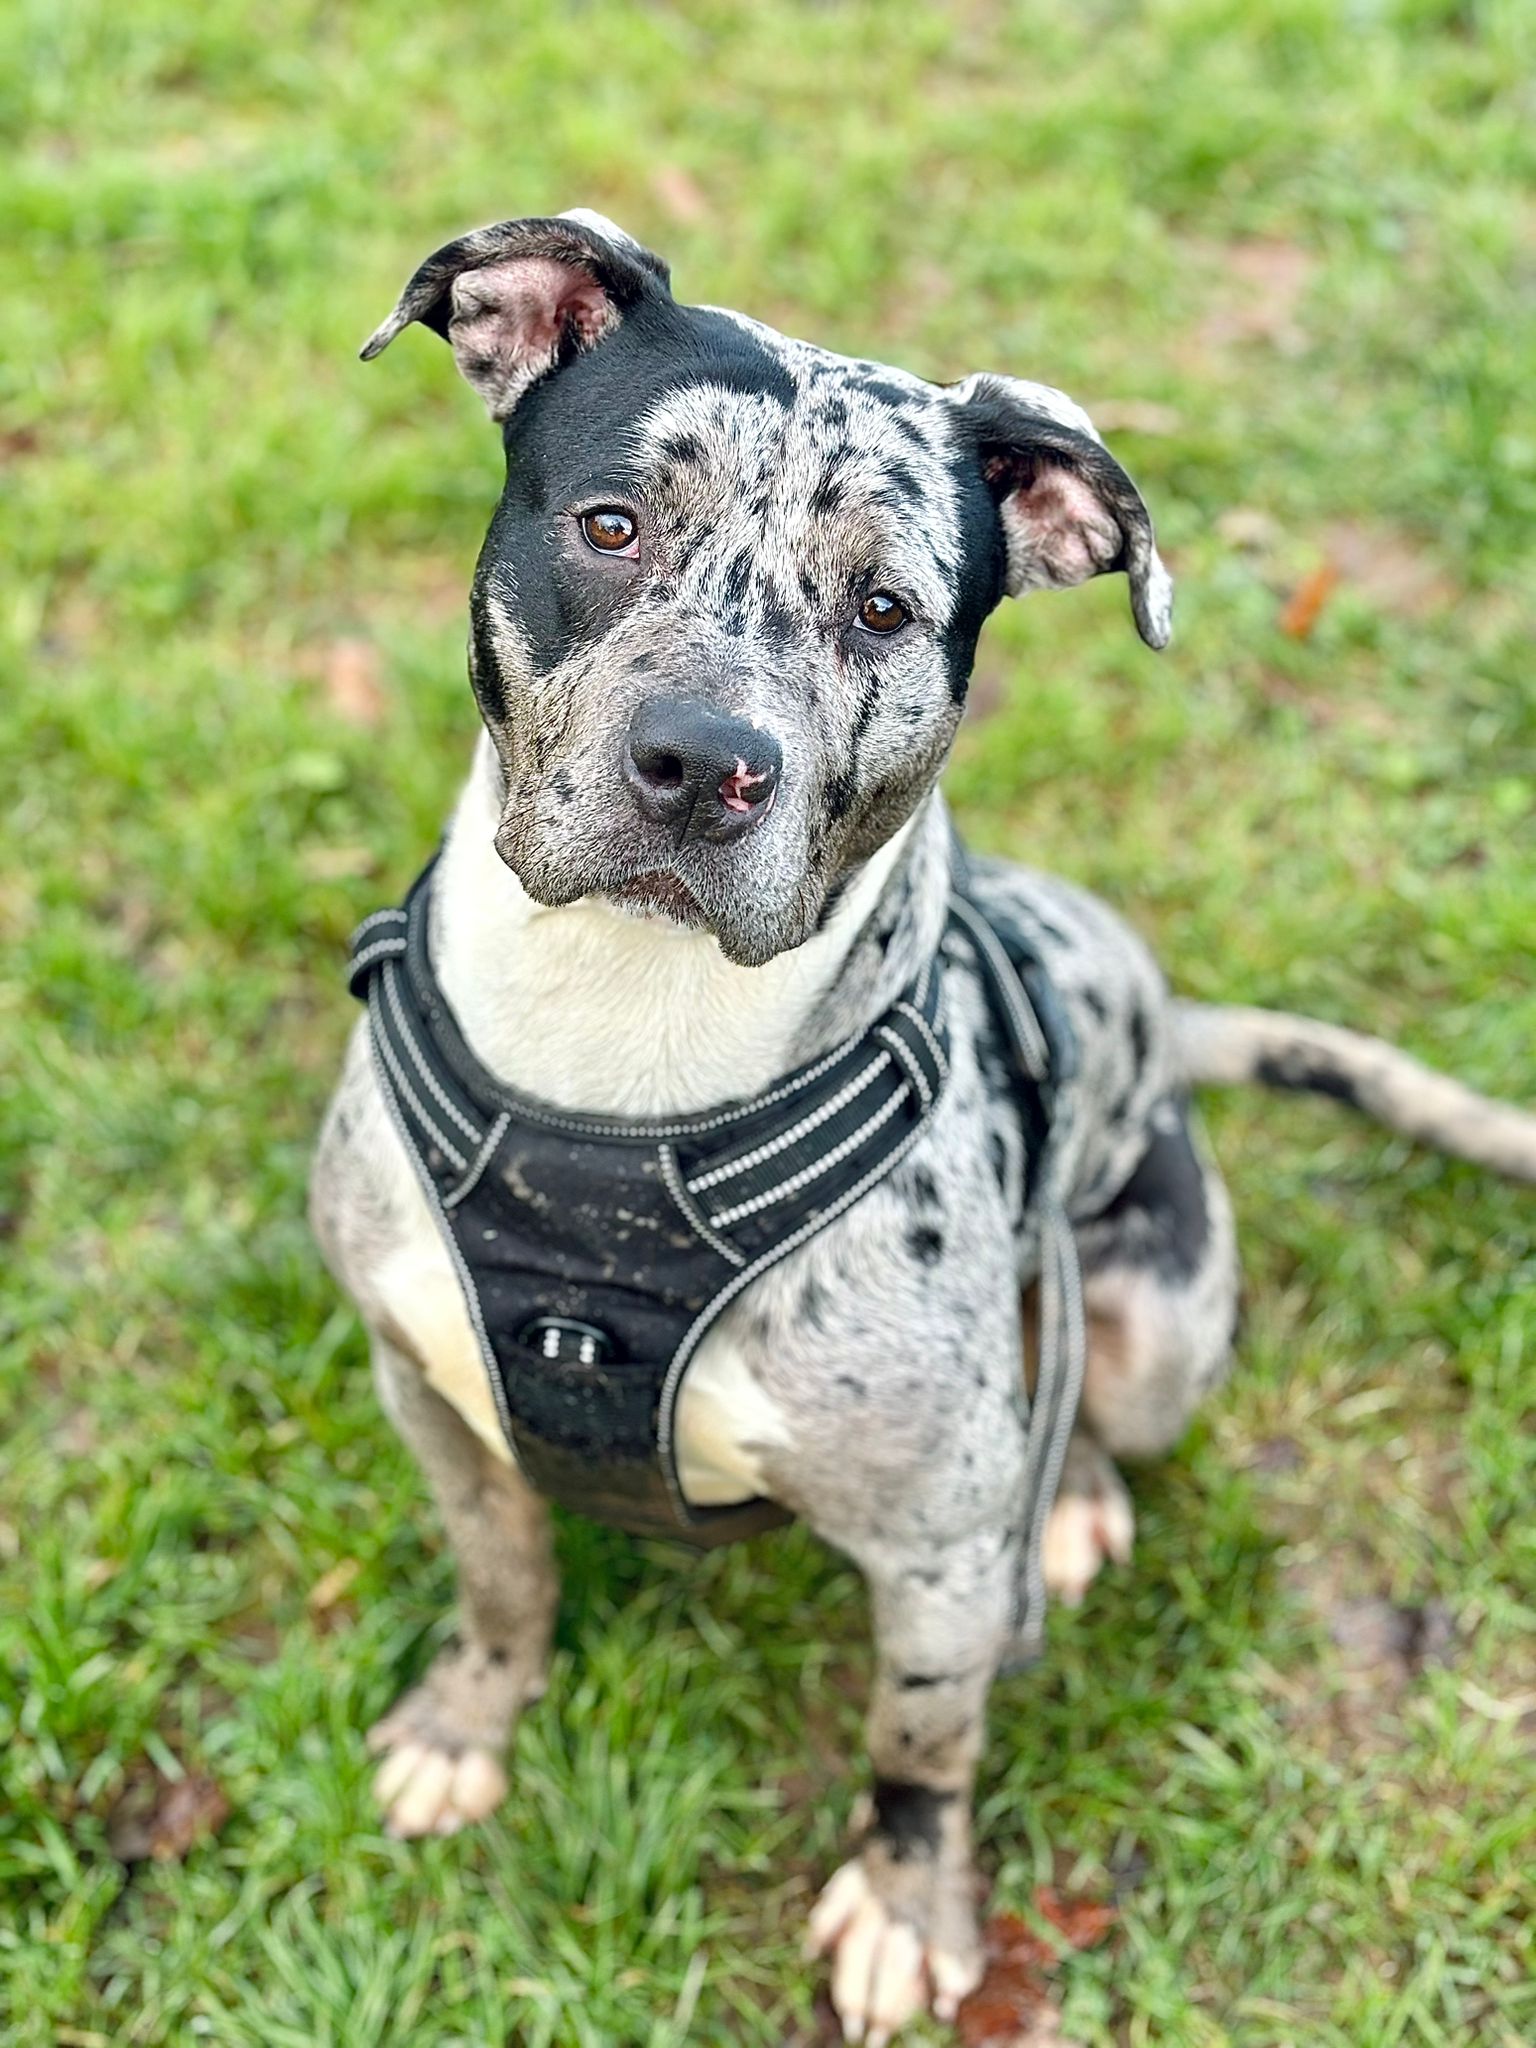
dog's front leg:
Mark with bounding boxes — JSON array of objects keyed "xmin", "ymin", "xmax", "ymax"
[
  {"xmin": 366, "ymin": 1334, "xmax": 558, "ymax": 1838},
  {"xmin": 808, "ymin": 1527, "xmax": 1015, "ymax": 2043}
]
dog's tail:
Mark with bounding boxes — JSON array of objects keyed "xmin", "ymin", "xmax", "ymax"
[{"xmin": 1173, "ymin": 1001, "xmax": 1536, "ymax": 1184}]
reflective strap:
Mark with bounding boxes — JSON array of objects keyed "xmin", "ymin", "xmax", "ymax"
[
  {"xmin": 347, "ymin": 925, "xmax": 407, "ymax": 998},
  {"xmin": 947, "ymin": 892, "xmax": 1050, "ymax": 1082},
  {"xmin": 947, "ymin": 876, "xmax": 1087, "ymax": 1660},
  {"xmin": 1013, "ymin": 1195, "xmax": 1088, "ymax": 1659}
]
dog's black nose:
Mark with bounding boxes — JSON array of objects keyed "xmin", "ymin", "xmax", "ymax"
[{"xmin": 625, "ymin": 699, "xmax": 782, "ymax": 845}]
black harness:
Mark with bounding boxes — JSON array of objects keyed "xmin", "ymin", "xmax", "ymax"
[{"xmin": 349, "ymin": 851, "xmax": 1086, "ymax": 1652}]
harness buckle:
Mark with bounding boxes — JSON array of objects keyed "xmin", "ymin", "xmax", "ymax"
[{"xmin": 517, "ymin": 1316, "xmax": 615, "ymax": 1370}]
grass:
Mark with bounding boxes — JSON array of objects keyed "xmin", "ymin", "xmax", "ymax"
[{"xmin": 2, "ymin": 1, "xmax": 1534, "ymax": 2041}]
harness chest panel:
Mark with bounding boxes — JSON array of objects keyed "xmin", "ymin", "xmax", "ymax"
[{"xmin": 350, "ymin": 863, "xmax": 950, "ymax": 1545}]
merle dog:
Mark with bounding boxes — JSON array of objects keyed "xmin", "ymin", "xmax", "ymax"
[{"xmin": 310, "ymin": 212, "xmax": 1535, "ymax": 2042}]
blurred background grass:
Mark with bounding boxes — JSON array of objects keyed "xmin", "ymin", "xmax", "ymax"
[{"xmin": 2, "ymin": 2, "xmax": 1533, "ymax": 2042}]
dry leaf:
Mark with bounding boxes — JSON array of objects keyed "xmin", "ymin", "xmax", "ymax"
[
  {"xmin": 1279, "ymin": 561, "xmax": 1339, "ymax": 638},
  {"xmin": 957, "ymin": 1892, "xmax": 1115, "ymax": 2044},
  {"xmin": 957, "ymin": 1913, "xmax": 1054, "ymax": 2044},
  {"xmin": 320, "ymin": 637, "xmax": 386, "ymax": 727},
  {"xmin": 307, "ymin": 1557, "xmax": 361, "ymax": 1612},
  {"xmin": 1033, "ymin": 1886, "xmax": 1117, "ymax": 1951},
  {"xmin": 108, "ymin": 1769, "xmax": 230, "ymax": 1864},
  {"xmin": 650, "ymin": 165, "xmax": 710, "ymax": 226}
]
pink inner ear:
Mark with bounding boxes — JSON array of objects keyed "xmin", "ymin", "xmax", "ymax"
[
  {"xmin": 448, "ymin": 256, "xmax": 618, "ymax": 417},
  {"xmin": 1005, "ymin": 461, "xmax": 1122, "ymax": 588}
]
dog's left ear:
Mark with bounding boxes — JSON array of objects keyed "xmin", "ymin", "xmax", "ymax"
[
  {"xmin": 948, "ymin": 372, "xmax": 1173, "ymax": 649},
  {"xmin": 359, "ymin": 209, "xmax": 673, "ymax": 421}
]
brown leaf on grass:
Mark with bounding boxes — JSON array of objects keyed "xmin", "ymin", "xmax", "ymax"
[
  {"xmin": 107, "ymin": 1769, "xmax": 230, "ymax": 1864},
  {"xmin": 958, "ymin": 1893, "xmax": 1113, "ymax": 2044},
  {"xmin": 1033, "ymin": 1886, "xmax": 1117, "ymax": 1951},
  {"xmin": 307, "ymin": 1556, "xmax": 361, "ymax": 1613},
  {"xmin": 650, "ymin": 165, "xmax": 710, "ymax": 226},
  {"xmin": 319, "ymin": 637, "xmax": 387, "ymax": 727},
  {"xmin": 1279, "ymin": 561, "xmax": 1339, "ymax": 638},
  {"xmin": 956, "ymin": 1920, "xmax": 1050, "ymax": 2046}
]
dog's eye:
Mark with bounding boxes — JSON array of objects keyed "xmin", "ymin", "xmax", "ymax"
[
  {"xmin": 857, "ymin": 591, "xmax": 908, "ymax": 635},
  {"xmin": 581, "ymin": 508, "xmax": 639, "ymax": 556}
]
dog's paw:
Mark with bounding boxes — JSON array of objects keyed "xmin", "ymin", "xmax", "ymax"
[
  {"xmin": 806, "ymin": 1857, "xmax": 982, "ymax": 2045},
  {"xmin": 1041, "ymin": 1443, "xmax": 1134, "ymax": 1607},
  {"xmin": 368, "ymin": 1733, "xmax": 508, "ymax": 1838},
  {"xmin": 366, "ymin": 1641, "xmax": 533, "ymax": 1838}
]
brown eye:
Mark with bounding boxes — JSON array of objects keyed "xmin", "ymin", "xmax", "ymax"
[
  {"xmin": 581, "ymin": 508, "xmax": 638, "ymax": 555},
  {"xmin": 857, "ymin": 591, "xmax": 908, "ymax": 634}
]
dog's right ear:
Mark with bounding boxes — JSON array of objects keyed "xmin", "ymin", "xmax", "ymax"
[{"xmin": 360, "ymin": 210, "xmax": 673, "ymax": 421}]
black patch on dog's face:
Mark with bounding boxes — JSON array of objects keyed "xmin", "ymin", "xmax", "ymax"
[{"xmin": 464, "ymin": 297, "xmax": 1012, "ymax": 965}]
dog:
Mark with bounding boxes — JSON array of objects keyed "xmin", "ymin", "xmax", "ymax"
[{"xmin": 310, "ymin": 211, "xmax": 1535, "ymax": 2044}]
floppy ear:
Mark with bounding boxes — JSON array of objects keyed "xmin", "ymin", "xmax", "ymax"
[
  {"xmin": 948, "ymin": 372, "xmax": 1174, "ymax": 649},
  {"xmin": 360, "ymin": 209, "xmax": 673, "ymax": 421}
]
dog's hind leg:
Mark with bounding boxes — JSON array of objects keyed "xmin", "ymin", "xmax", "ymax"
[
  {"xmin": 365, "ymin": 1334, "xmax": 559, "ymax": 1838},
  {"xmin": 1041, "ymin": 1097, "xmax": 1239, "ymax": 1604}
]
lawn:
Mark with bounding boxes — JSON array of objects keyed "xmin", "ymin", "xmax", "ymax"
[{"xmin": 2, "ymin": 2, "xmax": 1534, "ymax": 2042}]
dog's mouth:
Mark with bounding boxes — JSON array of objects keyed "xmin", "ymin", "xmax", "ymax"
[{"xmin": 603, "ymin": 870, "xmax": 709, "ymax": 928}]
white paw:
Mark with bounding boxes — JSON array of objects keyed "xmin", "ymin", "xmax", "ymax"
[
  {"xmin": 1041, "ymin": 1481, "xmax": 1134, "ymax": 1607},
  {"xmin": 368, "ymin": 1737, "xmax": 508, "ymax": 1839},
  {"xmin": 806, "ymin": 1859, "xmax": 981, "ymax": 2045}
]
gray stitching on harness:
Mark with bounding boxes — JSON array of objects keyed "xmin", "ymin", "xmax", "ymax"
[
  {"xmin": 443, "ymin": 1111, "xmax": 510, "ymax": 1211},
  {"xmin": 370, "ymin": 988, "xmax": 469, "ymax": 1174},
  {"xmin": 708, "ymin": 1081, "xmax": 911, "ymax": 1229},
  {"xmin": 685, "ymin": 1053, "xmax": 893, "ymax": 1193},
  {"xmin": 510, "ymin": 1030, "xmax": 869, "ymax": 1141},
  {"xmin": 657, "ymin": 1145, "xmax": 746, "ymax": 1267},
  {"xmin": 384, "ymin": 960, "xmax": 483, "ymax": 1146}
]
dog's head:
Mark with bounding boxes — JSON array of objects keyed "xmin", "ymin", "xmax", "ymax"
[{"xmin": 364, "ymin": 211, "xmax": 1172, "ymax": 966}]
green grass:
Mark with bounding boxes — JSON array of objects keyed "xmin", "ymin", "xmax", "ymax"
[{"xmin": 3, "ymin": 2, "xmax": 1534, "ymax": 2041}]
